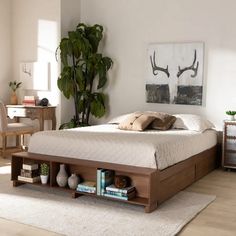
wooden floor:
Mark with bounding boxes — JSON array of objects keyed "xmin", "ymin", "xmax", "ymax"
[
  {"xmin": 180, "ymin": 168, "xmax": 236, "ymax": 236},
  {"xmin": 0, "ymin": 158, "xmax": 236, "ymax": 235}
]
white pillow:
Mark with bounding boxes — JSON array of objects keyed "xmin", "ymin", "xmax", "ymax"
[
  {"xmin": 108, "ymin": 113, "xmax": 133, "ymax": 124},
  {"xmin": 172, "ymin": 114, "xmax": 215, "ymax": 132}
]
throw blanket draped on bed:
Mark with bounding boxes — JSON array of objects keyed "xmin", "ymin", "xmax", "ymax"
[{"xmin": 28, "ymin": 124, "xmax": 217, "ymax": 170}]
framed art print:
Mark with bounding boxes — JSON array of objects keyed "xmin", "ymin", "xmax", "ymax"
[{"xmin": 146, "ymin": 42, "xmax": 204, "ymax": 105}]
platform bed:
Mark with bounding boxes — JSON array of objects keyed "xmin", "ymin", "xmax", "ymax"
[{"xmin": 11, "ymin": 145, "xmax": 218, "ymax": 213}]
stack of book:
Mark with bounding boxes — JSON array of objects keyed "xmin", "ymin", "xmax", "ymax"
[
  {"xmin": 77, "ymin": 181, "xmax": 96, "ymax": 193},
  {"xmin": 96, "ymin": 169, "xmax": 114, "ymax": 196},
  {"xmin": 104, "ymin": 184, "xmax": 136, "ymax": 200},
  {"xmin": 18, "ymin": 162, "xmax": 40, "ymax": 183},
  {"xmin": 22, "ymin": 96, "xmax": 36, "ymax": 106}
]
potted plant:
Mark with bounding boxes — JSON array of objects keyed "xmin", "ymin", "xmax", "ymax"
[
  {"xmin": 40, "ymin": 163, "xmax": 49, "ymax": 184},
  {"xmin": 226, "ymin": 111, "xmax": 236, "ymax": 121},
  {"xmin": 9, "ymin": 81, "xmax": 22, "ymax": 105},
  {"xmin": 56, "ymin": 23, "xmax": 113, "ymax": 128}
]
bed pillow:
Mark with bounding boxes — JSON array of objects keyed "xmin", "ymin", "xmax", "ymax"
[
  {"xmin": 118, "ymin": 113, "xmax": 156, "ymax": 131},
  {"xmin": 108, "ymin": 113, "xmax": 133, "ymax": 124},
  {"xmin": 149, "ymin": 112, "xmax": 176, "ymax": 130},
  {"xmin": 172, "ymin": 114, "xmax": 215, "ymax": 132}
]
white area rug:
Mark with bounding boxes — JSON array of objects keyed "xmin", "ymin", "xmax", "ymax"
[{"xmin": 0, "ymin": 166, "xmax": 215, "ymax": 236}]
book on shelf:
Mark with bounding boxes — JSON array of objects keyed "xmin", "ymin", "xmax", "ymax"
[
  {"xmin": 77, "ymin": 181, "xmax": 96, "ymax": 193},
  {"xmin": 101, "ymin": 170, "xmax": 114, "ymax": 196},
  {"xmin": 78, "ymin": 181, "xmax": 96, "ymax": 188},
  {"xmin": 18, "ymin": 175, "xmax": 40, "ymax": 183},
  {"xmin": 104, "ymin": 190, "xmax": 136, "ymax": 201},
  {"xmin": 96, "ymin": 169, "xmax": 102, "ymax": 195},
  {"xmin": 20, "ymin": 169, "xmax": 39, "ymax": 178},
  {"xmin": 105, "ymin": 184, "xmax": 135, "ymax": 194},
  {"xmin": 77, "ymin": 187, "xmax": 96, "ymax": 194},
  {"xmin": 105, "ymin": 189, "xmax": 136, "ymax": 198},
  {"xmin": 22, "ymin": 163, "xmax": 38, "ymax": 171}
]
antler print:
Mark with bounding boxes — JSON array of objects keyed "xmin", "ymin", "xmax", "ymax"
[
  {"xmin": 150, "ymin": 51, "xmax": 170, "ymax": 78},
  {"xmin": 177, "ymin": 49, "xmax": 199, "ymax": 78}
]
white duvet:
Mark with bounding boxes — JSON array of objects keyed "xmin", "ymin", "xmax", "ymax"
[{"xmin": 28, "ymin": 124, "xmax": 217, "ymax": 170}]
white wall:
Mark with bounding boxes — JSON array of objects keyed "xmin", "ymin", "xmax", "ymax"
[
  {"xmin": 9, "ymin": 0, "xmax": 81, "ymax": 128},
  {"xmin": 81, "ymin": 0, "xmax": 236, "ymax": 130},
  {"xmin": 0, "ymin": 0, "xmax": 12, "ymax": 103},
  {"xmin": 60, "ymin": 0, "xmax": 80, "ymax": 125},
  {"xmin": 12, "ymin": 0, "xmax": 61, "ymax": 128}
]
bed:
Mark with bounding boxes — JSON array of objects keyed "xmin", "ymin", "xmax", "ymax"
[{"xmin": 11, "ymin": 114, "xmax": 219, "ymax": 213}]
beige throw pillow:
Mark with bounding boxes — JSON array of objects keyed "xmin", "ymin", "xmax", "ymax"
[
  {"xmin": 149, "ymin": 112, "xmax": 176, "ymax": 130},
  {"xmin": 118, "ymin": 113, "xmax": 156, "ymax": 131}
]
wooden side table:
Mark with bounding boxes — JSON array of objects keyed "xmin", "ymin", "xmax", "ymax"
[
  {"xmin": 6, "ymin": 105, "xmax": 56, "ymax": 131},
  {"xmin": 222, "ymin": 120, "xmax": 236, "ymax": 169}
]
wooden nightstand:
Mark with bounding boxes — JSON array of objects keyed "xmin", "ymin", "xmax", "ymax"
[
  {"xmin": 6, "ymin": 105, "xmax": 56, "ymax": 131},
  {"xmin": 222, "ymin": 120, "xmax": 236, "ymax": 169}
]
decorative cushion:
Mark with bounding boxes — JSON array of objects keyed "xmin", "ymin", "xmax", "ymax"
[
  {"xmin": 118, "ymin": 113, "xmax": 156, "ymax": 131},
  {"xmin": 7, "ymin": 123, "xmax": 34, "ymax": 132},
  {"xmin": 149, "ymin": 112, "xmax": 176, "ymax": 130},
  {"xmin": 172, "ymin": 114, "xmax": 215, "ymax": 132}
]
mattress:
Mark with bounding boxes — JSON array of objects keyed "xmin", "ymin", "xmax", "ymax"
[{"xmin": 28, "ymin": 124, "xmax": 217, "ymax": 170}]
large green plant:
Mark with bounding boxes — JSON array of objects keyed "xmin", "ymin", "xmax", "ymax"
[{"xmin": 56, "ymin": 23, "xmax": 113, "ymax": 128}]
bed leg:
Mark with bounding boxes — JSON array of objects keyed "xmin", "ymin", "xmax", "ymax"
[
  {"xmin": 72, "ymin": 191, "xmax": 83, "ymax": 199},
  {"xmin": 145, "ymin": 202, "xmax": 158, "ymax": 213}
]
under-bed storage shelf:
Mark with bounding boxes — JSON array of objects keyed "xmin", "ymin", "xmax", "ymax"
[
  {"xmin": 11, "ymin": 146, "xmax": 218, "ymax": 213},
  {"xmin": 11, "ymin": 152, "xmax": 157, "ymax": 213}
]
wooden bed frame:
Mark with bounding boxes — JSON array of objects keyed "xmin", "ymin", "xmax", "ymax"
[{"xmin": 11, "ymin": 145, "xmax": 219, "ymax": 213}]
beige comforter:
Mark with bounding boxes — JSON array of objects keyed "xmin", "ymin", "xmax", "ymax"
[{"xmin": 28, "ymin": 124, "xmax": 217, "ymax": 170}]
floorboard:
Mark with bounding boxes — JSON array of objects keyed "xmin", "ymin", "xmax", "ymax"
[{"xmin": 180, "ymin": 169, "xmax": 236, "ymax": 235}]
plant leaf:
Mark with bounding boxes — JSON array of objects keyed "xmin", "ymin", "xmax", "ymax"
[
  {"xmin": 76, "ymin": 66, "xmax": 85, "ymax": 90},
  {"xmin": 59, "ymin": 118, "xmax": 78, "ymax": 129},
  {"xmin": 90, "ymin": 93, "xmax": 106, "ymax": 118},
  {"xmin": 102, "ymin": 57, "xmax": 113, "ymax": 70},
  {"xmin": 57, "ymin": 67, "xmax": 74, "ymax": 99}
]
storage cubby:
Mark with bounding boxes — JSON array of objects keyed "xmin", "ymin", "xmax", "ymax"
[
  {"xmin": 69, "ymin": 165, "xmax": 97, "ymax": 183},
  {"xmin": 50, "ymin": 162, "xmax": 71, "ymax": 188}
]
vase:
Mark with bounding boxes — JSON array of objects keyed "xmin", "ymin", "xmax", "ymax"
[
  {"xmin": 40, "ymin": 175, "xmax": 49, "ymax": 185},
  {"xmin": 56, "ymin": 164, "xmax": 68, "ymax": 187},
  {"xmin": 68, "ymin": 173, "xmax": 80, "ymax": 189},
  {"xmin": 230, "ymin": 115, "xmax": 235, "ymax": 121},
  {"xmin": 228, "ymin": 115, "xmax": 235, "ymax": 121},
  {"xmin": 10, "ymin": 92, "xmax": 18, "ymax": 105}
]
